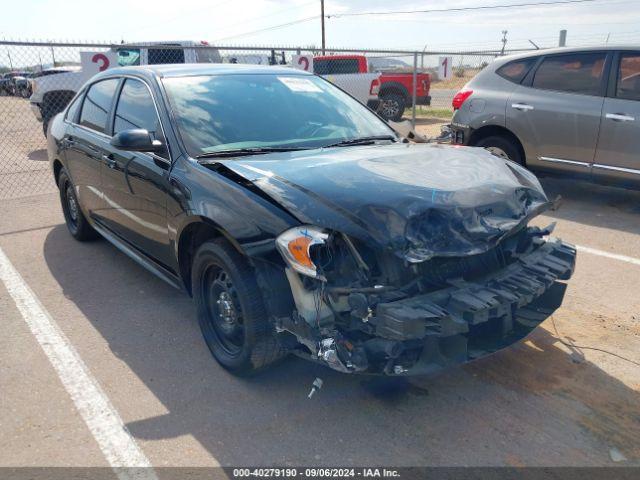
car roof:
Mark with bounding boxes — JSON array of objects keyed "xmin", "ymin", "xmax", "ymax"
[
  {"xmin": 96, "ymin": 63, "xmax": 312, "ymax": 80},
  {"xmin": 494, "ymin": 45, "xmax": 640, "ymax": 64}
]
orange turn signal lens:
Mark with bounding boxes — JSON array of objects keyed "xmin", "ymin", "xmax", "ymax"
[{"xmin": 288, "ymin": 236, "xmax": 314, "ymax": 269}]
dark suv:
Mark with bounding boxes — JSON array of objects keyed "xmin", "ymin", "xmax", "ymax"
[
  {"xmin": 48, "ymin": 64, "xmax": 575, "ymax": 377},
  {"xmin": 450, "ymin": 46, "xmax": 640, "ymax": 187}
]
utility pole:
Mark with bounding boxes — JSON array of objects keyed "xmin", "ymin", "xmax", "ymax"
[
  {"xmin": 320, "ymin": 0, "xmax": 326, "ymax": 54},
  {"xmin": 51, "ymin": 46, "xmax": 56, "ymax": 67},
  {"xmin": 559, "ymin": 29, "xmax": 567, "ymax": 47},
  {"xmin": 7, "ymin": 50, "xmax": 13, "ymax": 69},
  {"xmin": 500, "ymin": 30, "xmax": 508, "ymax": 56}
]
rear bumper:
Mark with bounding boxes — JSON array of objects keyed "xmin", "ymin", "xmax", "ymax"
[
  {"xmin": 363, "ymin": 237, "xmax": 576, "ymax": 375},
  {"xmin": 449, "ymin": 122, "xmax": 473, "ymax": 145}
]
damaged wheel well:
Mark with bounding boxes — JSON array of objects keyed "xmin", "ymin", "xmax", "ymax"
[
  {"xmin": 469, "ymin": 125, "xmax": 526, "ymax": 165},
  {"xmin": 178, "ymin": 221, "xmax": 240, "ymax": 296}
]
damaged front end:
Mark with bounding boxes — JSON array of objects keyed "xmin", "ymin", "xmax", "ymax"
[{"xmin": 273, "ymin": 223, "xmax": 575, "ymax": 376}]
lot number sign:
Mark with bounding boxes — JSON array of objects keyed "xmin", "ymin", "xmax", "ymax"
[
  {"xmin": 438, "ymin": 56, "xmax": 453, "ymax": 81},
  {"xmin": 291, "ymin": 54, "xmax": 314, "ymax": 72},
  {"xmin": 80, "ymin": 51, "xmax": 118, "ymax": 80}
]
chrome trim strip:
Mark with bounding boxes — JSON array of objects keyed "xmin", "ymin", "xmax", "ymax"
[
  {"xmin": 538, "ymin": 156, "xmax": 589, "ymax": 167},
  {"xmin": 593, "ymin": 163, "xmax": 640, "ymax": 175}
]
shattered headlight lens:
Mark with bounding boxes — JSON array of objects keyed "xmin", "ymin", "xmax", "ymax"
[{"xmin": 276, "ymin": 226, "xmax": 329, "ymax": 279}]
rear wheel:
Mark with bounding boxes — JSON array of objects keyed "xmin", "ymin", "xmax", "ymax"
[
  {"xmin": 378, "ymin": 93, "xmax": 406, "ymax": 121},
  {"xmin": 192, "ymin": 239, "xmax": 285, "ymax": 375},
  {"xmin": 58, "ymin": 168, "xmax": 99, "ymax": 241},
  {"xmin": 475, "ymin": 135, "xmax": 523, "ymax": 165}
]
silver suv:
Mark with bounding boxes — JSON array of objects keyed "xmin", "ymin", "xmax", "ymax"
[{"xmin": 450, "ymin": 46, "xmax": 640, "ymax": 186}]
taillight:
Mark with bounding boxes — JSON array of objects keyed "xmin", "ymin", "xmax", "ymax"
[
  {"xmin": 452, "ymin": 89, "xmax": 473, "ymax": 109},
  {"xmin": 370, "ymin": 78, "xmax": 380, "ymax": 96}
]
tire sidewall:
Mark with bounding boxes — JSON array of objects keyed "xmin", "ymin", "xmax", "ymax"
[
  {"xmin": 192, "ymin": 242, "xmax": 266, "ymax": 373},
  {"xmin": 58, "ymin": 170, "xmax": 80, "ymax": 237}
]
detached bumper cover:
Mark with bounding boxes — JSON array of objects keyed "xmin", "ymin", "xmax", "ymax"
[{"xmin": 369, "ymin": 237, "xmax": 576, "ymax": 375}]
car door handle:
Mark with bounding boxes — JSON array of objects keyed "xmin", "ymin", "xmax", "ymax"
[
  {"xmin": 102, "ymin": 154, "xmax": 117, "ymax": 168},
  {"xmin": 605, "ymin": 113, "xmax": 635, "ymax": 122},
  {"xmin": 511, "ymin": 103, "xmax": 534, "ymax": 111}
]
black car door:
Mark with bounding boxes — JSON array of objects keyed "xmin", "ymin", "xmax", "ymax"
[
  {"xmin": 100, "ymin": 77, "xmax": 174, "ymax": 270},
  {"xmin": 62, "ymin": 78, "xmax": 119, "ymax": 216}
]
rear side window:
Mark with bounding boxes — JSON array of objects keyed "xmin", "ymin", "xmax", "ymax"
[
  {"xmin": 114, "ymin": 79, "xmax": 164, "ymax": 145},
  {"xmin": 496, "ymin": 58, "xmax": 536, "ymax": 84},
  {"xmin": 79, "ymin": 79, "xmax": 119, "ymax": 134},
  {"xmin": 148, "ymin": 47, "xmax": 185, "ymax": 65},
  {"xmin": 314, "ymin": 59, "xmax": 360, "ymax": 75},
  {"xmin": 532, "ymin": 52, "xmax": 606, "ymax": 96},
  {"xmin": 616, "ymin": 52, "xmax": 640, "ymax": 101}
]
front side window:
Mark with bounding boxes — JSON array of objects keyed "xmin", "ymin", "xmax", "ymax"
[
  {"xmin": 532, "ymin": 52, "xmax": 606, "ymax": 96},
  {"xmin": 79, "ymin": 79, "xmax": 119, "ymax": 134},
  {"xmin": 65, "ymin": 93, "xmax": 83, "ymax": 122},
  {"xmin": 114, "ymin": 79, "xmax": 163, "ymax": 140},
  {"xmin": 496, "ymin": 58, "xmax": 536, "ymax": 84},
  {"xmin": 313, "ymin": 59, "xmax": 360, "ymax": 75},
  {"xmin": 616, "ymin": 52, "xmax": 640, "ymax": 101},
  {"xmin": 163, "ymin": 74, "xmax": 393, "ymax": 158}
]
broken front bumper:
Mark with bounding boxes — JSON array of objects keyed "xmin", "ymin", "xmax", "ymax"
[{"xmin": 354, "ymin": 238, "xmax": 576, "ymax": 375}]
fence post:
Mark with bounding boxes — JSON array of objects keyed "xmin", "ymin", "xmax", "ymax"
[{"xmin": 412, "ymin": 51, "xmax": 418, "ymax": 127}]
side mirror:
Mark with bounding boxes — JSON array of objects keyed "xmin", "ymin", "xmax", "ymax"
[{"xmin": 110, "ymin": 129, "xmax": 163, "ymax": 153}]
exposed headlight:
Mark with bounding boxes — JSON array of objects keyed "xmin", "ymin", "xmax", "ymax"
[{"xmin": 276, "ymin": 226, "xmax": 328, "ymax": 279}]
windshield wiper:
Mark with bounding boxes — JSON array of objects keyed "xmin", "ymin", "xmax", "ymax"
[
  {"xmin": 323, "ymin": 135, "xmax": 397, "ymax": 148},
  {"xmin": 196, "ymin": 147, "xmax": 308, "ymax": 159}
]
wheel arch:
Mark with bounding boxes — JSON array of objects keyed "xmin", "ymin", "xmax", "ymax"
[
  {"xmin": 379, "ymin": 81, "xmax": 409, "ymax": 101},
  {"xmin": 468, "ymin": 125, "xmax": 526, "ymax": 165},
  {"xmin": 176, "ymin": 217, "xmax": 247, "ymax": 296},
  {"xmin": 42, "ymin": 90, "xmax": 75, "ymax": 116}
]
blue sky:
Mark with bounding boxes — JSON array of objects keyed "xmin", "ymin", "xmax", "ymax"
[{"xmin": 1, "ymin": 0, "xmax": 639, "ymax": 51}]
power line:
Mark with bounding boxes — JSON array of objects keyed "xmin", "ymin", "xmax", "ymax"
[
  {"xmin": 327, "ymin": 0, "xmax": 610, "ymax": 18},
  {"xmin": 214, "ymin": 16, "xmax": 319, "ymax": 42},
  {"xmin": 215, "ymin": 0, "xmax": 317, "ymax": 35}
]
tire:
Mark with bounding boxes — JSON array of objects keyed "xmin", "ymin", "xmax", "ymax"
[
  {"xmin": 42, "ymin": 117, "xmax": 50, "ymax": 138},
  {"xmin": 475, "ymin": 135, "xmax": 523, "ymax": 165},
  {"xmin": 378, "ymin": 93, "xmax": 406, "ymax": 122},
  {"xmin": 192, "ymin": 239, "xmax": 285, "ymax": 375},
  {"xmin": 58, "ymin": 168, "xmax": 99, "ymax": 241}
]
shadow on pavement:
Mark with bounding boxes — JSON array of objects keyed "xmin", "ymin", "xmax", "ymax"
[
  {"xmin": 42, "ymin": 225, "xmax": 639, "ymax": 466},
  {"xmin": 539, "ymin": 176, "xmax": 640, "ymax": 235}
]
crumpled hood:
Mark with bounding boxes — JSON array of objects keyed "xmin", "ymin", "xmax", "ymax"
[{"xmin": 218, "ymin": 143, "xmax": 550, "ymax": 262}]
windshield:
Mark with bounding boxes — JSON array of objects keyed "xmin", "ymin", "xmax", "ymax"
[{"xmin": 162, "ymin": 74, "xmax": 394, "ymax": 157}]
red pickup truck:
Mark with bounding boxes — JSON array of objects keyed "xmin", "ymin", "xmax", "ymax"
[{"xmin": 313, "ymin": 55, "xmax": 431, "ymax": 121}]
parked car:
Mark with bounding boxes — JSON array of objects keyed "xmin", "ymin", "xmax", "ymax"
[
  {"xmin": 48, "ymin": 64, "xmax": 575, "ymax": 376},
  {"xmin": 450, "ymin": 46, "xmax": 640, "ymax": 187},
  {"xmin": 30, "ymin": 41, "xmax": 222, "ymax": 137},
  {"xmin": 0, "ymin": 71, "xmax": 31, "ymax": 96},
  {"xmin": 13, "ymin": 73, "xmax": 33, "ymax": 98},
  {"xmin": 313, "ymin": 54, "xmax": 432, "ymax": 121}
]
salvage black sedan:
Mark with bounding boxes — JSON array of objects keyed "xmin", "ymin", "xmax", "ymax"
[{"xmin": 48, "ymin": 64, "xmax": 576, "ymax": 376}]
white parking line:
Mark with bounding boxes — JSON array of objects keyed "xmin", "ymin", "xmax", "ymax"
[
  {"xmin": 0, "ymin": 246, "xmax": 157, "ymax": 480},
  {"xmin": 576, "ymin": 244, "xmax": 640, "ymax": 267}
]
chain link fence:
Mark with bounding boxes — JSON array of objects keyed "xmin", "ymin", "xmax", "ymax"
[{"xmin": 0, "ymin": 40, "xmax": 527, "ymax": 200}]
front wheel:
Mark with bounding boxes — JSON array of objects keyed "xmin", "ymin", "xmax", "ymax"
[
  {"xmin": 192, "ymin": 240, "xmax": 285, "ymax": 375},
  {"xmin": 475, "ymin": 135, "xmax": 523, "ymax": 165}
]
